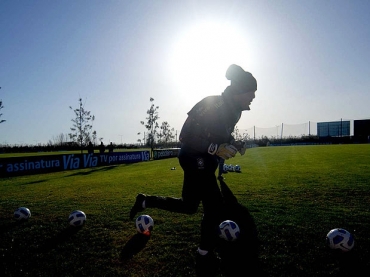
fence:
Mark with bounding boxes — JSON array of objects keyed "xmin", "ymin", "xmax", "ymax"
[{"xmin": 238, "ymin": 120, "xmax": 361, "ymax": 140}]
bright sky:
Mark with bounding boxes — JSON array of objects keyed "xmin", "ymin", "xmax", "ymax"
[{"xmin": 1, "ymin": 0, "xmax": 369, "ymax": 145}]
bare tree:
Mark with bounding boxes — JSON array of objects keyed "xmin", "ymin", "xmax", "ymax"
[
  {"xmin": 232, "ymin": 125, "xmax": 242, "ymax": 141},
  {"xmin": 232, "ymin": 125, "xmax": 250, "ymax": 142},
  {"xmin": 140, "ymin": 97, "xmax": 159, "ymax": 157},
  {"xmin": 137, "ymin": 132, "xmax": 142, "ymax": 145},
  {"xmin": 0, "ymin": 99, "xmax": 5, "ymax": 124},
  {"xmin": 159, "ymin": 121, "xmax": 175, "ymax": 147},
  {"xmin": 52, "ymin": 133, "xmax": 68, "ymax": 146},
  {"xmin": 68, "ymin": 98, "xmax": 98, "ymax": 154}
]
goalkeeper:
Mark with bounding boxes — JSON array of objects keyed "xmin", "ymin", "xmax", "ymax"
[{"xmin": 129, "ymin": 64, "xmax": 257, "ymax": 276}]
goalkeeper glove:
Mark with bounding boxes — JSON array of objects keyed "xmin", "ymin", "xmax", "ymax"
[
  {"xmin": 232, "ymin": 140, "xmax": 248, "ymax": 155},
  {"xmin": 208, "ymin": 143, "xmax": 237, "ymax": 160}
]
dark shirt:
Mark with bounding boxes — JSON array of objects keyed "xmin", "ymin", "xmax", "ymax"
[
  {"xmin": 108, "ymin": 144, "xmax": 113, "ymax": 153},
  {"xmin": 179, "ymin": 93, "xmax": 241, "ymax": 154},
  {"xmin": 99, "ymin": 143, "xmax": 105, "ymax": 154}
]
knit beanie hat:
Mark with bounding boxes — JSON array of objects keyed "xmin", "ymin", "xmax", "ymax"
[{"xmin": 225, "ymin": 64, "xmax": 257, "ymax": 93}]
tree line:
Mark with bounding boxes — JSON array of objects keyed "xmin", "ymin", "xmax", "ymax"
[
  {"xmin": 2, "ymin": 95, "xmax": 354, "ymax": 155},
  {"xmin": 0, "ymin": 97, "xmax": 179, "ymax": 154}
]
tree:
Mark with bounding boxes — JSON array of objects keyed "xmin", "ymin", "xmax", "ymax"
[
  {"xmin": 159, "ymin": 121, "xmax": 175, "ymax": 147},
  {"xmin": 50, "ymin": 133, "xmax": 68, "ymax": 147},
  {"xmin": 68, "ymin": 98, "xmax": 98, "ymax": 153},
  {"xmin": 232, "ymin": 125, "xmax": 250, "ymax": 142},
  {"xmin": 137, "ymin": 132, "xmax": 143, "ymax": 145},
  {"xmin": 0, "ymin": 99, "xmax": 5, "ymax": 124},
  {"xmin": 140, "ymin": 97, "xmax": 159, "ymax": 157}
]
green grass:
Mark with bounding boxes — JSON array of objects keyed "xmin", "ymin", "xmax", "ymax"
[{"xmin": 1, "ymin": 144, "xmax": 370, "ymax": 276}]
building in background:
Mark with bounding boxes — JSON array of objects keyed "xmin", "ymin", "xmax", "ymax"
[
  {"xmin": 354, "ymin": 119, "xmax": 370, "ymax": 142},
  {"xmin": 317, "ymin": 120, "xmax": 350, "ymax": 137}
]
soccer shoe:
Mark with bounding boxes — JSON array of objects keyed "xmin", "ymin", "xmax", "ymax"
[
  {"xmin": 129, "ymin": 193, "xmax": 146, "ymax": 220},
  {"xmin": 195, "ymin": 251, "xmax": 220, "ymax": 277}
]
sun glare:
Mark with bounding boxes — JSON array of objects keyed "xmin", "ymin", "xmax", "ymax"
[{"xmin": 168, "ymin": 21, "xmax": 251, "ymax": 97}]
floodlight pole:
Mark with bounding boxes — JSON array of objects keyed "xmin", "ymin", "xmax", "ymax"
[{"xmin": 281, "ymin": 123, "xmax": 284, "ymax": 145}]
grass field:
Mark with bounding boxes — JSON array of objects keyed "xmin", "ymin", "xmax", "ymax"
[{"xmin": 1, "ymin": 144, "xmax": 370, "ymax": 276}]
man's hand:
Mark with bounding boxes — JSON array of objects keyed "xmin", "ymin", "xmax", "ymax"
[
  {"xmin": 232, "ymin": 140, "xmax": 248, "ymax": 155},
  {"xmin": 215, "ymin": 143, "xmax": 238, "ymax": 159}
]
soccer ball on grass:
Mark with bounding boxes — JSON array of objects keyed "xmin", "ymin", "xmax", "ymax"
[
  {"xmin": 68, "ymin": 210, "xmax": 86, "ymax": 227},
  {"xmin": 14, "ymin": 207, "xmax": 31, "ymax": 220},
  {"xmin": 218, "ymin": 220, "xmax": 240, "ymax": 242},
  {"xmin": 326, "ymin": 228, "xmax": 354, "ymax": 252},
  {"xmin": 136, "ymin": 214, "xmax": 154, "ymax": 234}
]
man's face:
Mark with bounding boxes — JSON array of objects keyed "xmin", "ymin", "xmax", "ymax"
[{"xmin": 234, "ymin": 90, "xmax": 256, "ymax": 111}]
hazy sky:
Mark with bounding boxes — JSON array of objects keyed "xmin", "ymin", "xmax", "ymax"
[{"xmin": 1, "ymin": 0, "xmax": 369, "ymax": 145}]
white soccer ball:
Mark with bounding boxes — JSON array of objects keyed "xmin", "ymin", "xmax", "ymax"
[
  {"xmin": 326, "ymin": 228, "xmax": 354, "ymax": 252},
  {"xmin": 234, "ymin": 165, "xmax": 241, "ymax": 172},
  {"xmin": 68, "ymin": 210, "xmax": 86, "ymax": 227},
  {"xmin": 136, "ymin": 214, "xmax": 154, "ymax": 234},
  {"xmin": 218, "ymin": 220, "xmax": 240, "ymax": 242},
  {"xmin": 14, "ymin": 207, "xmax": 31, "ymax": 220},
  {"xmin": 228, "ymin": 164, "xmax": 234, "ymax": 172}
]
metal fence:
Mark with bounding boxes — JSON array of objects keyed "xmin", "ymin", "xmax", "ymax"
[{"xmin": 238, "ymin": 119, "xmax": 369, "ymax": 140}]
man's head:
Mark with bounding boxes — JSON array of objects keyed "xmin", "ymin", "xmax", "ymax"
[{"xmin": 224, "ymin": 64, "xmax": 257, "ymax": 111}]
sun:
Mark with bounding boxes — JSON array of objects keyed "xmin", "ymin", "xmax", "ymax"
[{"xmin": 168, "ymin": 20, "xmax": 251, "ymax": 98}]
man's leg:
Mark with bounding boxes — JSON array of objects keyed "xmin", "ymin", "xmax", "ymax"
[
  {"xmin": 130, "ymin": 193, "xmax": 200, "ymax": 220},
  {"xmin": 195, "ymin": 178, "xmax": 223, "ymax": 276},
  {"xmin": 129, "ymin": 152, "xmax": 202, "ymax": 220},
  {"xmin": 195, "ymin": 155, "xmax": 222, "ymax": 276}
]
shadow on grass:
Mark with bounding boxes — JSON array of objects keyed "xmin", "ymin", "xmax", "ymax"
[
  {"xmin": 330, "ymin": 249, "xmax": 368, "ymax": 277},
  {"xmin": 19, "ymin": 179, "xmax": 47, "ymax": 186},
  {"xmin": 40, "ymin": 226, "xmax": 84, "ymax": 251},
  {"xmin": 119, "ymin": 232, "xmax": 151, "ymax": 260},
  {"xmin": 65, "ymin": 165, "xmax": 118, "ymax": 177},
  {"xmin": 0, "ymin": 218, "xmax": 30, "ymax": 235},
  {"xmin": 217, "ymin": 178, "xmax": 267, "ymax": 277}
]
